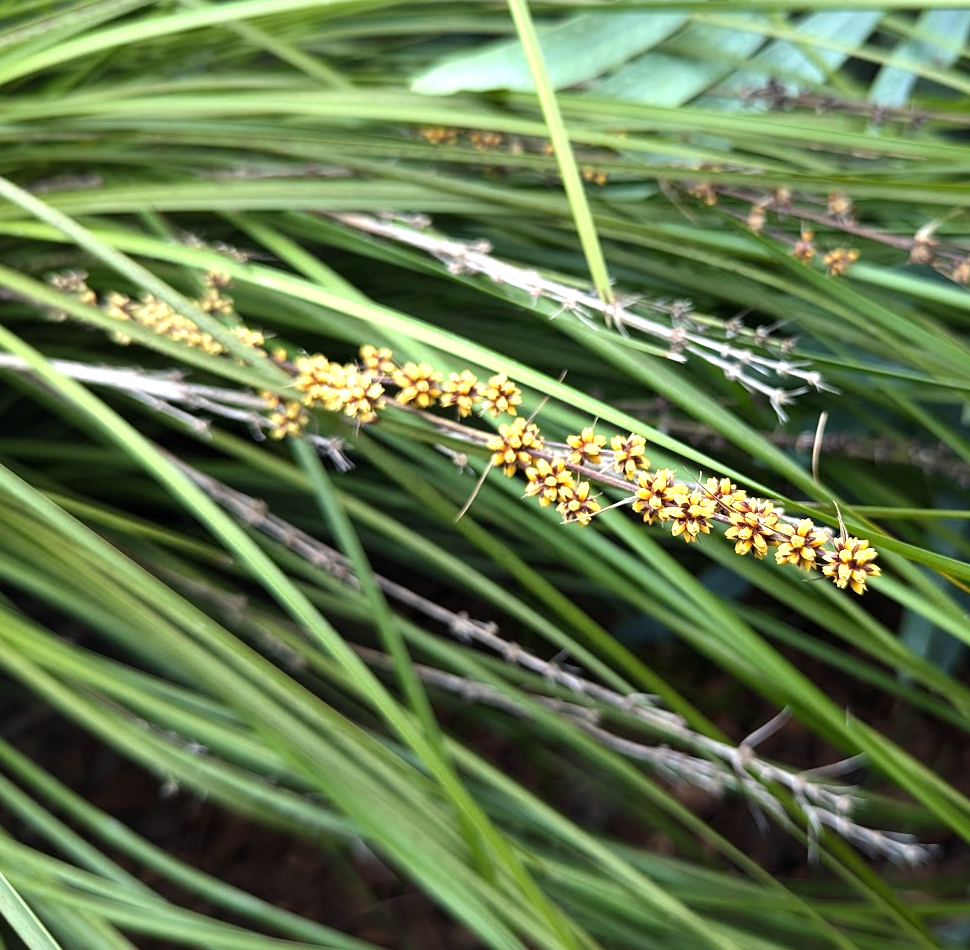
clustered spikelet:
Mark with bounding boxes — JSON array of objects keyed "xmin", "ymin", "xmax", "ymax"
[
  {"xmin": 556, "ymin": 479, "xmax": 600, "ymax": 526},
  {"xmin": 359, "ymin": 345, "xmax": 396, "ymax": 375},
  {"xmin": 525, "ymin": 458, "xmax": 574, "ymax": 508},
  {"xmin": 263, "ymin": 393, "xmax": 309, "ymax": 441},
  {"xmin": 822, "ymin": 534, "xmax": 882, "ymax": 594},
  {"xmin": 487, "ymin": 418, "xmax": 543, "ymax": 477},
  {"xmin": 478, "ymin": 373, "xmax": 522, "ymax": 417},
  {"xmin": 724, "ymin": 499, "xmax": 780, "ymax": 559},
  {"xmin": 48, "ymin": 281, "xmax": 884, "ymax": 597},
  {"xmin": 439, "ymin": 370, "xmax": 479, "ymax": 418},
  {"xmin": 684, "ymin": 181, "xmax": 963, "ymax": 287},
  {"xmin": 792, "ymin": 227, "xmax": 817, "ymax": 264},
  {"xmin": 47, "ymin": 269, "xmax": 265, "ymax": 359},
  {"xmin": 393, "ymin": 362, "xmax": 442, "ymax": 408},
  {"xmin": 775, "ymin": 518, "xmax": 828, "ymax": 571},
  {"xmin": 566, "ymin": 427, "xmax": 606, "ymax": 466},
  {"xmin": 610, "ymin": 434, "xmax": 650, "ymax": 478},
  {"xmin": 311, "ymin": 362, "xmax": 385, "ymax": 423},
  {"xmin": 632, "ymin": 469, "xmax": 681, "ymax": 525},
  {"xmin": 822, "ymin": 247, "xmax": 861, "ymax": 277},
  {"xmin": 198, "ymin": 271, "xmax": 235, "ymax": 315},
  {"xmin": 663, "ymin": 489, "xmax": 717, "ymax": 544},
  {"xmin": 417, "ymin": 126, "xmax": 612, "ymax": 185},
  {"xmin": 705, "ymin": 476, "xmax": 746, "ymax": 509}
]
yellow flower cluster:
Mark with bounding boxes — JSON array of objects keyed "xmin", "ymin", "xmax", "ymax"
[
  {"xmin": 285, "ymin": 345, "xmax": 524, "ymax": 430},
  {"xmin": 272, "ymin": 344, "xmax": 882, "ymax": 591},
  {"xmin": 303, "ymin": 346, "xmax": 878, "ymax": 591},
  {"xmin": 48, "ymin": 270, "xmax": 264, "ymax": 356},
  {"xmin": 54, "ymin": 293, "xmax": 882, "ymax": 597}
]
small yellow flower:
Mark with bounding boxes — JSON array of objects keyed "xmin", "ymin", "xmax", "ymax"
[
  {"xmin": 688, "ymin": 182, "xmax": 718, "ymax": 206},
  {"xmin": 359, "ymin": 344, "xmax": 396, "ymax": 376},
  {"xmin": 822, "ymin": 535, "xmax": 881, "ymax": 594},
  {"xmin": 792, "ymin": 227, "xmax": 816, "ymax": 264},
  {"xmin": 479, "ymin": 373, "xmax": 522, "ymax": 417},
  {"xmin": 439, "ymin": 370, "xmax": 480, "ymax": 418},
  {"xmin": 724, "ymin": 499, "xmax": 779, "ymax": 559},
  {"xmin": 486, "ymin": 418, "xmax": 543, "ymax": 477},
  {"xmin": 234, "ymin": 325, "xmax": 266, "ymax": 352},
  {"xmin": 525, "ymin": 458, "xmax": 574, "ymax": 508},
  {"xmin": 419, "ymin": 125, "xmax": 458, "ymax": 146},
  {"xmin": 469, "ymin": 130, "xmax": 503, "ymax": 150},
  {"xmin": 704, "ymin": 476, "xmax": 746, "ymax": 510},
  {"xmin": 771, "ymin": 188, "xmax": 792, "ymax": 212},
  {"xmin": 332, "ymin": 365, "xmax": 385, "ymax": 423},
  {"xmin": 775, "ymin": 519, "xmax": 828, "ymax": 571},
  {"xmin": 264, "ymin": 392, "xmax": 309, "ymax": 440},
  {"xmin": 294, "ymin": 354, "xmax": 336, "ymax": 406},
  {"xmin": 747, "ymin": 203, "xmax": 767, "ymax": 234},
  {"xmin": 393, "ymin": 362, "xmax": 443, "ymax": 408},
  {"xmin": 566, "ymin": 427, "xmax": 606, "ymax": 466},
  {"xmin": 826, "ymin": 192, "xmax": 854, "ymax": 222},
  {"xmin": 632, "ymin": 469, "xmax": 680, "ymax": 525},
  {"xmin": 49, "ymin": 270, "xmax": 96, "ymax": 309},
  {"xmin": 199, "ymin": 272, "xmax": 234, "ymax": 315},
  {"xmin": 662, "ymin": 489, "xmax": 717, "ymax": 543},
  {"xmin": 610, "ymin": 434, "xmax": 650, "ymax": 480},
  {"xmin": 557, "ymin": 480, "xmax": 600, "ymax": 525},
  {"xmin": 823, "ymin": 247, "xmax": 860, "ymax": 277}
]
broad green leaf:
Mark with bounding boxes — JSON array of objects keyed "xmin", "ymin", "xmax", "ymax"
[{"xmin": 411, "ymin": 12, "xmax": 687, "ymax": 94}]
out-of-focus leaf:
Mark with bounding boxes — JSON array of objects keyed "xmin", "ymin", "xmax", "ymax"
[
  {"xmin": 590, "ymin": 14, "xmax": 768, "ymax": 106},
  {"xmin": 869, "ymin": 10, "xmax": 970, "ymax": 106},
  {"xmin": 411, "ymin": 12, "xmax": 687, "ymax": 95}
]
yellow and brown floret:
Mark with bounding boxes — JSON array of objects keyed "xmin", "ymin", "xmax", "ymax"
[
  {"xmin": 469, "ymin": 130, "xmax": 503, "ymax": 150},
  {"xmin": 632, "ymin": 469, "xmax": 681, "ymax": 525},
  {"xmin": 419, "ymin": 126, "xmax": 458, "ymax": 146},
  {"xmin": 704, "ymin": 476, "xmax": 747, "ymax": 510},
  {"xmin": 610, "ymin": 434, "xmax": 650, "ymax": 480},
  {"xmin": 823, "ymin": 247, "xmax": 860, "ymax": 277},
  {"xmin": 821, "ymin": 535, "xmax": 881, "ymax": 594},
  {"xmin": 662, "ymin": 489, "xmax": 717, "ymax": 544},
  {"xmin": 525, "ymin": 458, "xmax": 574, "ymax": 508},
  {"xmin": 294, "ymin": 354, "xmax": 336, "ymax": 406},
  {"xmin": 556, "ymin": 480, "xmax": 600, "ymax": 525},
  {"xmin": 328, "ymin": 364, "xmax": 386, "ymax": 423},
  {"xmin": 487, "ymin": 418, "xmax": 543, "ymax": 477},
  {"xmin": 359, "ymin": 344, "xmax": 396, "ymax": 376},
  {"xmin": 234, "ymin": 325, "xmax": 266, "ymax": 352},
  {"xmin": 774, "ymin": 518, "xmax": 828, "ymax": 571},
  {"xmin": 479, "ymin": 373, "xmax": 522, "ymax": 417},
  {"xmin": 393, "ymin": 362, "xmax": 443, "ymax": 408},
  {"xmin": 826, "ymin": 192, "xmax": 854, "ymax": 222},
  {"xmin": 792, "ymin": 227, "xmax": 816, "ymax": 264},
  {"xmin": 724, "ymin": 499, "xmax": 779, "ymax": 559},
  {"xmin": 439, "ymin": 370, "xmax": 480, "ymax": 418},
  {"xmin": 566, "ymin": 427, "xmax": 606, "ymax": 467},
  {"xmin": 49, "ymin": 270, "xmax": 97, "ymax": 311},
  {"xmin": 198, "ymin": 271, "xmax": 234, "ymax": 315},
  {"xmin": 263, "ymin": 392, "xmax": 309, "ymax": 440}
]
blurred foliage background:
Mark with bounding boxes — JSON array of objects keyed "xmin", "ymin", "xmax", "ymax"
[{"xmin": 0, "ymin": 1, "xmax": 968, "ymax": 948}]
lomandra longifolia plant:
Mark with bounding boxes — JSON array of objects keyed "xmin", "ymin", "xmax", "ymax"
[{"xmin": 23, "ymin": 261, "xmax": 942, "ymax": 874}]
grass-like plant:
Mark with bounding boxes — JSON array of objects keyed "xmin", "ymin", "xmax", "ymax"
[{"xmin": 0, "ymin": 2, "xmax": 968, "ymax": 948}]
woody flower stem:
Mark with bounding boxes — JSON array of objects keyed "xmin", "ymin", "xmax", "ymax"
[
  {"xmin": 0, "ymin": 354, "xmax": 354, "ymax": 469},
  {"xmin": 328, "ymin": 212, "xmax": 833, "ymax": 421}
]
